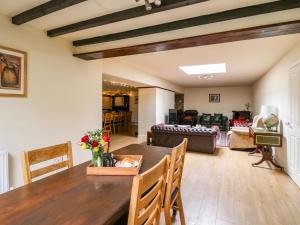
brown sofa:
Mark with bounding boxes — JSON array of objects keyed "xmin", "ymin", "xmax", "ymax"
[{"xmin": 151, "ymin": 125, "xmax": 217, "ymax": 154}]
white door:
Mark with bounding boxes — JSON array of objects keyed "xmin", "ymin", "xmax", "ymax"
[{"xmin": 287, "ymin": 63, "xmax": 300, "ymax": 187}]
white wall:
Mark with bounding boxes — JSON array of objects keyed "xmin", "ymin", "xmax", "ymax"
[
  {"xmin": 184, "ymin": 86, "xmax": 252, "ymax": 118},
  {"xmin": 253, "ymin": 40, "xmax": 300, "ymax": 167},
  {"xmin": 129, "ymin": 91, "xmax": 138, "ymax": 123},
  {"xmin": 156, "ymin": 89, "xmax": 175, "ymax": 124},
  {"xmin": 138, "ymin": 88, "xmax": 175, "ymax": 141},
  {"xmin": 0, "ymin": 15, "xmax": 102, "ymax": 188},
  {"xmin": 138, "ymin": 88, "xmax": 157, "ymax": 141}
]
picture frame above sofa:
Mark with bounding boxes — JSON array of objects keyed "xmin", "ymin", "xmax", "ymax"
[{"xmin": 209, "ymin": 94, "xmax": 220, "ymax": 103}]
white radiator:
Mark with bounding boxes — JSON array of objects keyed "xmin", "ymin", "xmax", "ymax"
[{"xmin": 0, "ymin": 149, "xmax": 9, "ymax": 194}]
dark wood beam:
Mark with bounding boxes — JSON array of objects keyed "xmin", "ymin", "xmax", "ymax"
[
  {"xmin": 47, "ymin": 0, "xmax": 208, "ymax": 37},
  {"xmin": 73, "ymin": 20, "xmax": 300, "ymax": 60},
  {"xmin": 12, "ymin": 0, "xmax": 87, "ymax": 25},
  {"xmin": 73, "ymin": 1, "xmax": 300, "ymax": 47}
]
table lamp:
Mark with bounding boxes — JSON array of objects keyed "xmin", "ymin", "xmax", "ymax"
[{"xmin": 260, "ymin": 105, "xmax": 279, "ymax": 131}]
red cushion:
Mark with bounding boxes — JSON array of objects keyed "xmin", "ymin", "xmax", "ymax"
[
  {"xmin": 233, "ymin": 119, "xmax": 250, "ymax": 127},
  {"xmin": 184, "ymin": 116, "xmax": 193, "ymax": 120}
]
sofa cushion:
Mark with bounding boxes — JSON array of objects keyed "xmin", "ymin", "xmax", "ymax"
[
  {"xmin": 183, "ymin": 115, "xmax": 193, "ymax": 120},
  {"xmin": 151, "ymin": 125, "xmax": 217, "ymax": 136},
  {"xmin": 202, "ymin": 113, "xmax": 211, "ymax": 122},
  {"xmin": 213, "ymin": 113, "xmax": 223, "ymax": 122}
]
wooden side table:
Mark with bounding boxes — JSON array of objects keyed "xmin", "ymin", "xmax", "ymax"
[{"xmin": 249, "ymin": 127, "xmax": 283, "ymax": 170}]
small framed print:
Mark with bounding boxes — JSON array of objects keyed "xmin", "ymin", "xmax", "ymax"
[
  {"xmin": 209, "ymin": 94, "xmax": 220, "ymax": 103},
  {"xmin": 0, "ymin": 45, "xmax": 27, "ymax": 97}
]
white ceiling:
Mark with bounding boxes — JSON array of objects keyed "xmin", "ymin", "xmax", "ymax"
[
  {"xmin": 101, "ymin": 34, "xmax": 300, "ymax": 87},
  {"xmin": 1, "ymin": 0, "xmax": 300, "ymax": 87}
]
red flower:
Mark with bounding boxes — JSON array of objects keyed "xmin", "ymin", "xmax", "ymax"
[
  {"xmin": 91, "ymin": 140, "xmax": 99, "ymax": 147},
  {"xmin": 81, "ymin": 135, "xmax": 89, "ymax": 143},
  {"xmin": 102, "ymin": 135, "xmax": 110, "ymax": 143}
]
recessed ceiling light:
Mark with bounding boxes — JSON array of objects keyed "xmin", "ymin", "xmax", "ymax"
[{"xmin": 179, "ymin": 63, "xmax": 227, "ymax": 75}]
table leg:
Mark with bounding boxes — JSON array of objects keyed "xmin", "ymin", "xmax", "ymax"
[
  {"xmin": 252, "ymin": 146, "xmax": 283, "ymax": 170},
  {"xmin": 248, "ymin": 146, "xmax": 261, "ymax": 155}
]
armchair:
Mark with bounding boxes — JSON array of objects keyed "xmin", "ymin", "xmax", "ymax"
[
  {"xmin": 228, "ymin": 115, "xmax": 263, "ymax": 150},
  {"xmin": 181, "ymin": 110, "xmax": 198, "ymax": 126},
  {"xmin": 211, "ymin": 113, "xmax": 228, "ymax": 131}
]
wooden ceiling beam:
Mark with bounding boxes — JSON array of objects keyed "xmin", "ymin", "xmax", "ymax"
[
  {"xmin": 47, "ymin": 0, "xmax": 208, "ymax": 37},
  {"xmin": 12, "ymin": 0, "xmax": 87, "ymax": 25},
  {"xmin": 73, "ymin": 20, "xmax": 300, "ymax": 60},
  {"xmin": 73, "ymin": 1, "xmax": 300, "ymax": 47}
]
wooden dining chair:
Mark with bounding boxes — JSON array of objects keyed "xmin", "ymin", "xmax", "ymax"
[
  {"xmin": 128, "ymin": 155, "xmax": 169, "ymax": 225},
  {"xmin": 164, "ymin": 138, "xmax": 188, "ymax": 225},
  {"xmin": 112, "ymin": 113, "xmax": 120, "ymax": 134},
  {"xmin": 126, "ymin": 111, "xmax": 132, "ymax": 126},
  {"xmin": 120, "ymin": 111, "xmax": 126, "ymax": 127},
  {"xmin": 103, "ymin": 112, "xmax": 112, "ymax": 134},
  {"xmin": 21, "ymin": 141, "xmax": 73, "ymax": 185}
]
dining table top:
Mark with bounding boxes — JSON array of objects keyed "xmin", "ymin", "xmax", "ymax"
[{"xmin": 0, "ymin": 144, "xmax": 172, "ymax": 225}]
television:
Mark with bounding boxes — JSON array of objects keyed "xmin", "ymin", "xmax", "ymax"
[{"xmin": 169, "ymin": 109, "xmax": 177, "ymax": 124}]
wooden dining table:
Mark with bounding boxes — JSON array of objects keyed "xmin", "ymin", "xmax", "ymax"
[{"xmin": 0, "ymin": 144, "xmax": 172, "ymax": 225}]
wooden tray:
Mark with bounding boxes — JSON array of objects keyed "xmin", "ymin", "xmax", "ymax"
[{"xmin": 86, "ymin": 155, "xmax": 143, "ymax": 176}]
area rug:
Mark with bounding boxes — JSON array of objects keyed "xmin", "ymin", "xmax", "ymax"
[{"xmin": 216, "ymin": 131, "xmax": 228, "ymax": 147}]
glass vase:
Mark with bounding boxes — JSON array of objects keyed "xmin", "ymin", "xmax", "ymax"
[{"xmin": 92, "ymin": 152, "xmax": 103, "ymax": 167}]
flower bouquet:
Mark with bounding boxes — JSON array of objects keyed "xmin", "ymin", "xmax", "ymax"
[{"xmin": 79, "ymin": 129, "xmax": 110, "ymax": 167}]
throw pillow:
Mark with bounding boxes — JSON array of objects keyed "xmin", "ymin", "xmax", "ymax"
[
  {"xmin": 214, "ymin": 113, "xmax": 223, "ymax": 122},
  {"xmin": 202, "ymin": 114, "xmax": 211, "ymax": 122},
  {"xmin": 184, "ymin": 115, "xmax": 193, "ymax": 120}
]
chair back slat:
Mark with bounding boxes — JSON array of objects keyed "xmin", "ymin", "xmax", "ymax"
[
  {"xmin": 27, "ymin": 143, "xmax": 70, "ymax": 165},
  {"xmin": 163, "ymin": 138, "xmax": 188, "ymax": 225},
  {"xmin": 30, "ymin": 161, "xmax": 69, "ymax": 179},
  {"xmin": 138, "ymin": 191, "xmax": 161, "ymax": 225},
  {"xmin": 128, "ymin": 156, "xmax": 169, "ymax": 225},
  {"xmin": 104, "ymin": 113, "xmax": 112, "ymax": 122},
  {"xmin": 21, "ymin": 141, "xmax": 73, "ymax": 185},
  {"xmin": 140, "ymin": 177, "xmax": 163, "ymax": 209},
  {"xmin": 168, "ymin": 140, "xmax": 187, "ymax": 190}
]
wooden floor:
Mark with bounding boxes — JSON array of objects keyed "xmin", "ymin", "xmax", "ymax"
[
  {"xmin": 170, "ymin": 148, "xmax": 300, "ymax": 225},
  {"xmin": 109, "ymin": 133, "xmax": 140, "ymax": 152},
  {"xmin": 110, "ymin": 135, "xmax": 300, "ymax": 225}
]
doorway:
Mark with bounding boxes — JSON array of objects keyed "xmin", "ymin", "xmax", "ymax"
[{"xmin": 102, "ymin": 77, "xmax": 139, "ymax": 151}]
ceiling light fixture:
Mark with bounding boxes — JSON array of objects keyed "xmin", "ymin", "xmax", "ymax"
[
  {"xmin": 179, "ymin": 63, "xmax": 227, "ymax": 75},
  {"xmin": 135, "ymin": 0, "xmax": 162, "ymax": 11},
  {"xmin": 197, "ymin": 74, "xmax": 214, "ymax": 80}
]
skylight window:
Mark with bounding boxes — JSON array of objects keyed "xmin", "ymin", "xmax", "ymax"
[{"xmin": 179, "ymin": 63, "xmax": 227, "ymax": 75}]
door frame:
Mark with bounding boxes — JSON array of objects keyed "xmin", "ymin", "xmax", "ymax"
[{"xmin": 286, "ymin": 62, "xmax": 300, "ymax": 187}]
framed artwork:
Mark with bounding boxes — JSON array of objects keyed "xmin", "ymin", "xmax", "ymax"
[
  {"xmin": 0, "ymin": 45, "xmax": 27, "ymax": 97},
  {"xmin": 209, "ymin": 94, "xmax": 220, "ymax": 103}
]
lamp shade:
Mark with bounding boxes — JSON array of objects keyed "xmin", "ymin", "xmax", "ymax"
[{"xmin": 260, "ymin": 105, "xmax": 278, "ymax": 116}]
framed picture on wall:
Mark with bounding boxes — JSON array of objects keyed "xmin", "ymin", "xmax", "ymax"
[
  {"xmin": 0, "ymin": 45, "xmax": 27, "ymax": 97},
  {"xmin": 209, "ymin": 94, "xmax": 220, "ymax": 103}
]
